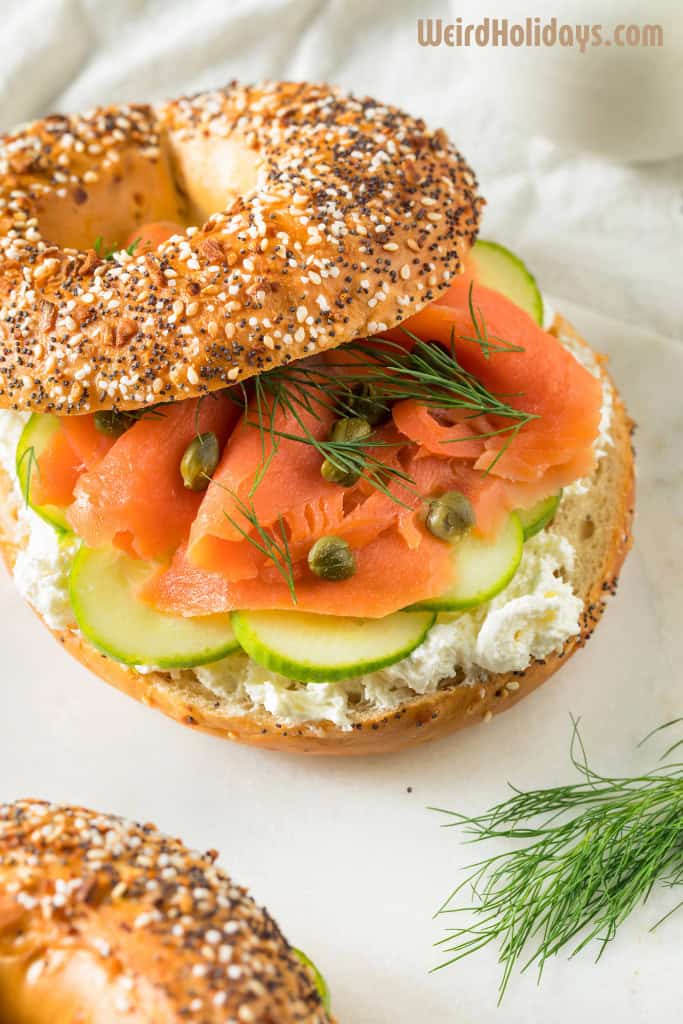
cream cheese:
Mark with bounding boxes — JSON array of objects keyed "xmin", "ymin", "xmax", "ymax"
[
  {"xmin": 13, "ymin": 516, "xmax": 79, "ymax": 630},
  {"xmin": 0, "ymin": 409, "xmax": 79, "ymax": 630}
]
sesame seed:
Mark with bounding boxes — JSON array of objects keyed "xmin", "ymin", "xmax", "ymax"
[{"xmin": 0, "ymin": 81, "xmax": 479, "ymax": 416}]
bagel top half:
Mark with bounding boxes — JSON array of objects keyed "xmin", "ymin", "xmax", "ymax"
[
  {"xmin": 0, "ymin": 799, "xmax": 331, "ymax": 1023},
  {"xmin": 0, "ymin": 81, "xmax": 482, "ymax": 415}
]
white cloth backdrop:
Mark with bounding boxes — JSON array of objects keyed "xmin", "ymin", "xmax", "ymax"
[
  {"xmin": 0, "ymin": 3, "xmax": 681, "ymax": 1022},
  {"xmin": 0, "ymin": 0, "xmax": 680, "ymax": 340}
]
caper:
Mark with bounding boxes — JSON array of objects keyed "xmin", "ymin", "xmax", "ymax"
[
  {"xmin": 307, "ymin": 535, "xmax": 356, "ymax": 581},
  {"xmin": 93, "ymin": 409, "xmax": 132, "ymax": 437},
  {"xmin": 320, "ymin": 417, "xmax": 372, "ymax": 487},
  {"xmin": 180, "ymin": 432, "xmax": 220, "ymax": 491},
  {"xmin": 347, "ymin": 383, "xmax": 388, "ymax": 426},
  {"xmin": 321, "ymin": 458, "xmax": 360, "ymax": 487},
  {"xmin": 425, "ymin": 489, "xmax": 475, "ymax": 541},
  {"xmin": 330, "ymin": 416, "xmax": 372, "ymax": 445}
]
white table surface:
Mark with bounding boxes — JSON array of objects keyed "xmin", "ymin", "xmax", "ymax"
[
  {"xmin": 0, "ymin": 3, "xmax": 681, "ymax": 1021},
  {"xmin": 1, "ymin": 302, "xmax": 681, "ymax": 1022}
]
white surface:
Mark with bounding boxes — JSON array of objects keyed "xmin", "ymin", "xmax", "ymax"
[
  {"xmin": 450, "ymin": 0, "xmax": 683, "ymax": 162},
  {"xmin": 0, "ymin": 3, "xmax": 681, "ymax": 1021}
]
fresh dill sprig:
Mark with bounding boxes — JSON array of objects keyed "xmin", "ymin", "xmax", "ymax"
[
  {"xmin": 431, "ymin": 718, "xmax": 683, "ymax": 1002},
  {"xmin": 460, "ymin": 280, "xmax": 526, "ymax": 358},
  {"xmin": 214, "ymin": 296, "xmax": 537, "ymax": 591},
  {"xmin": 266, "ymin": 332, "xmax": 536, "ymax": 478},
  {"xmin": 639, "ymin": 718, "xmax": 683, "ymax": 761},
  {"xmin": 249, "ymin": 320, "xmax": 536, "ymax": 491},
  {"xmin": 222, "ymin": 490, "xmax": 297, "ymax": 602},
  {"xmin": 93, "ymin": 235, "xmax": 141, "ymax": 260},
  {"xmin": 208, "ymin": 469, "xmax": 297, "ymax": 601},
  {"xmin": 249, "ymin": 372, "xmax": 417, "ymax": 507}
]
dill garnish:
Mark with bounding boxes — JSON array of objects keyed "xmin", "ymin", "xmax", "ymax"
[
  {"xmin": 257, "ymin": 329, "xmax": 536, "ymax": 480},
  {"xmin": 213, "ymin": 293, "xmax": 537, "ymax": 592},
  {"xmin": 223, "ymin": 491, "xmax": 297, "ymax": 603},
  {"xmin": 460, "ymin": 280, "xmax": 526, "ymax": 358},
  {"xmin": 93, "ymin": 235, "xmax": 141, "ymax": 260},
  {"xmin": 248, "ymin": 372, "xmax": 416, "ymax": 507},
  {"xmin": 431, "ymin": 718, "xmax": 683, "ymax": 1001}
]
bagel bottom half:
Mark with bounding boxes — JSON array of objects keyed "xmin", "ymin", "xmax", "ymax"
[{"xmin": 0, "ymin": 316, "xmax": 634, "ymax": 756}]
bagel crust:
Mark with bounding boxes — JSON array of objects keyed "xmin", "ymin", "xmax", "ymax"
[
  {"xmin": 0, "ymin": 800, "xmax": 332, "ymax": 1022},
  {"xmin": 0, "ymin": 82, "xmax": 482, "ymax": 415},
  {"xmin": 0, "ymin": 318, "xmax": 635, "ymax": 756}
]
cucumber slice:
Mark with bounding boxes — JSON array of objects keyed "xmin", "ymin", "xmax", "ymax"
[
  {"xmin": 408, "ymin": 513, "xmax": 524, "ymax": 612},
  {"xmin": 69, "ymin": 545, "xmax": 239, "ymax": 669},
  {"xmin": 292, "ymin": 948, "xmax": 331, "ymax": 1014},
  {"xmin": 231, "ymin": 608, "xmax": 436, "ymax": 683},
  {"xmin": 517, "ymin": 491, "xmax": 562, "ymax": 540},
  {"xmin": 16, "ymin": 414, "xmax": 71, "ymax": 533},
  {"xmin": 469, "ymin": 240, "xmax": 544, "ymax": 325}
]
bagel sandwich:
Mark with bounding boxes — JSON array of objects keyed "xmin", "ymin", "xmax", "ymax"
[
  {"xmin": 0, "ymin": 798, "xmax": 333, "ymax": 1022},
  {"xmin": 0, "ymin": 82, "xmax": 634, "ymax": 754}
]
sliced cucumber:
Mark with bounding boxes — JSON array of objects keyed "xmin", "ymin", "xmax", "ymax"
[
  {"xmin": 69, "ymin": 545, "xmax": 239, "ymax": 669},
  {"xmin": 470, "ymin": 240, "xmax": 544, "ymax": 325},
  {"xmin": 408, "ymin": 512, "xmax": 524, "ymax": 612},
  {"xmin": 16, "ymin": 414, "xmax": 71, "ymax": 533},
  {"xmin": 517, "ymin": 491, "xmax": 562, "ymax": 540},
  {"xmin": 231, "ymin": 608, "xmax": 436, "ymax": 683},
  {"xmin": 292, "ymin": 948, "xmax": 331, "ymax": 1014}
]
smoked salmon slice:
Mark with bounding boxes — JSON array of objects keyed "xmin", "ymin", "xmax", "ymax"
[
  {"xmin": 68, "ymin": 395, "xmax": 240, "ymax": 560},
  {"xmin": 33, "ymin": 417, "xmax": 115, "ymax": 508},
  {"xmin": 144, "ymin": 527, "xmax": 453, "ymax": 620},
  {"xmin": 396, "ymin": 278, "xmax": 603, "ymax": 472}
]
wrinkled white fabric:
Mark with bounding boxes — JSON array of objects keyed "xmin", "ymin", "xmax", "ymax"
[{"xmin": 0, "ymin": 0, "xmax": 679, "ymax": 339}]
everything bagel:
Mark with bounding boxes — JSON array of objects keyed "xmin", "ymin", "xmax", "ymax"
[
  {"xmin": 0, "ymin": 799, "xmax": 332, "ymax": 1022},
  {"xmin": 0, "ymin": 81, "xmax": 634, "ymax": 755},
  {"xmin": 0, "ymin": 82, "xmax": 482, "ymax": 414}
]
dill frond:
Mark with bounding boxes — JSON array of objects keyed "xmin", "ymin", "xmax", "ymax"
[{"xmin": 432, "ymin": 718, "xmax": 683, "ymax": 1001}]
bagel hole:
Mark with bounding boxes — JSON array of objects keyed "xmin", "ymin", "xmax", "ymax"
[
  {"xmin": 166, "ymin": 131, "xmax": 261, "ymax": 223},
  {"xmin": 34, "ymin": 145, "xmax": 189, "ymax": 253}
]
